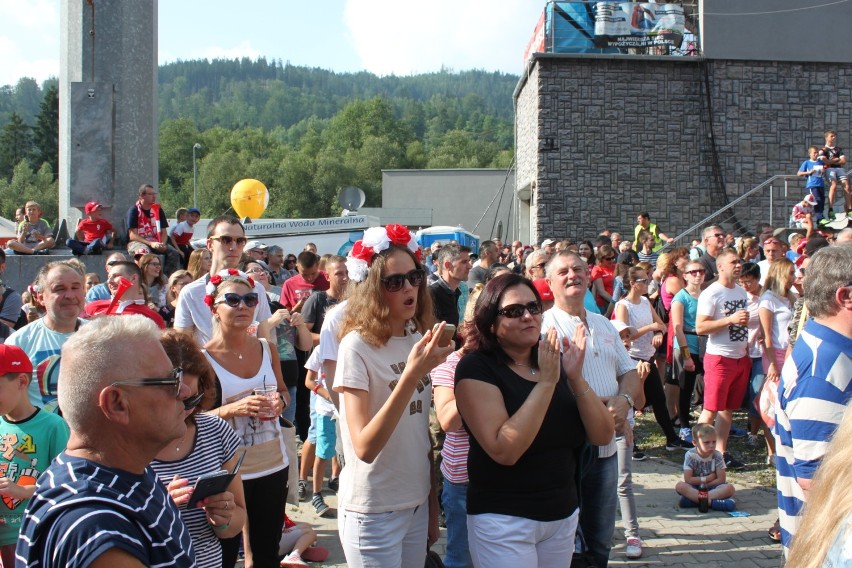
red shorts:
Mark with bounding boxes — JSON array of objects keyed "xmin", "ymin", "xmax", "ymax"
[{"xmin": 703, "ymin": 354, "xmax": 750, "ymax": 411}]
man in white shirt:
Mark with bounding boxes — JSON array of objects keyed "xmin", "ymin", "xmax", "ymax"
[
  {"xmin": 174, "ymin": 215, "xmax": 271, "ymax": 346},
  {"xmin": 696, "ymin": 248, "xmax": 750, "ymax": 470},
  {"xmin": 541, "ymin": 251, "xmax": 643, "ymax": 567}
]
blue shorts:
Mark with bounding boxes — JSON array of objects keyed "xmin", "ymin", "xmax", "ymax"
[
  {"xmin": 315, "ymin": 414, "xmax": 337, "ymax": 460},
  {"xmin": 307, "ymin": 393, "xmax": 317, "ymax": 444}
]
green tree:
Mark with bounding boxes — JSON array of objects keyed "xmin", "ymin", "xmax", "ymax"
[
  {"xmin": 0, "ymin": 160, "xmax": 58, "ymax": 220},
  {"xmin": 0, "ymin": 113, "xmax": 34, "ymax": 180},
  {"xmin": 33, "ymin": 85, "xmax": 59, "ymax": 175}
]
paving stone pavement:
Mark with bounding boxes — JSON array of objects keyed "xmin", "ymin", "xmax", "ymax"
[{"xmin": 284, "ymin": 456, "xmax": 784, "ymax": 567}]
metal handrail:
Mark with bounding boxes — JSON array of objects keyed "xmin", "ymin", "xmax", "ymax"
[{"xmin": 664, "ymin": 165, "xmax": 852, "ymax": 249}]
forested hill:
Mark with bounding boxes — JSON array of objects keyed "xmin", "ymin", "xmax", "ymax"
[
  {"xmin": 159, "ymin": 58, "xmax": 518, "ymax": 130},
  {"xmin": 0, "ymin": 59, "xmax": 520, "ymax": 220}
]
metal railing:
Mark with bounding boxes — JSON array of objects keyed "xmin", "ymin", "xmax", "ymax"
[{"xmin": 664, "ymin": 168, "xmax": 849, "ymax": 248}]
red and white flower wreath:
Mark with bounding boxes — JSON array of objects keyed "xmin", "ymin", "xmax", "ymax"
[
  {"xmin": 346, "ymin": 224, "xmax": 421, "ymax": 283},
  {"xmin": 204, "ymin": 268, "xmax": 255, "ymax": 308}
]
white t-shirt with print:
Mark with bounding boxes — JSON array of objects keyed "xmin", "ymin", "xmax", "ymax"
[
  {"xmin": 334, "ymin": 330, "xmax": 431, "ymax": 514},
  {"xmin": 697, "ymin": 282, "xmax": 748, "ymax": 358}
]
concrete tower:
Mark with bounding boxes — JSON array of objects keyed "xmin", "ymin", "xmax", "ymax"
[{"xmin": 59, "ymin": 0, "xmax": 158, "ymax": 235}]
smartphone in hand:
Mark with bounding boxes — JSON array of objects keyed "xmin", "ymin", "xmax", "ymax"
[
  {"xmin": 432, "ymin": 323, "xmax": 456, "ymax": 347},
  {"xmin": 186, "ymin": 450, "xmax": 246, "ymax": 508}
]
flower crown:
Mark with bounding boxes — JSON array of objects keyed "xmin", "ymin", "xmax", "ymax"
[
  {"xmin": 204, "ymin": 268, "xmax": 255, "ymax": 308},
  {"xmin": 346, "ymin": 224, "xmax": 421, "ymax": 283}
]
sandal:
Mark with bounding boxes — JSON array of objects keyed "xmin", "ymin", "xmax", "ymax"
[{"xmin": 768, "ymin": 520, "xmax": 781, "ymax": 542}]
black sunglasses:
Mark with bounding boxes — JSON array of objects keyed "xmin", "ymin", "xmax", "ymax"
[
  {"xmin": 497, "ymin": 301, "xmax": 543, "ymax": 318},
  {"xmin": 110, "ymin": 368, "xmax": 184, "ymax": 397},
  {"xmin": 685, "ymin": 269, "xmax": 706, "ymax": 276},
  {"xmin": 183, "ymin": 390, "xmax": 205, "ymax": 411},
  {"xmin": 210, "ymin": 235, "xmax": 248, "ymax": 246},
  {"xmin": 381, "ymin": 269, "xmax": 426, "ymax": 292},
  {"xmin": 216, "ymin": 292, "xmax": 260, "ymax": 308},
  {"xmin": 601, "ymin": 256, "xmax": 615, "ymax": 261}
]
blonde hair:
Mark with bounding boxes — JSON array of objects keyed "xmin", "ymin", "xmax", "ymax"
[
  {"xmin": 762, "ymin": 258, "xmax": 796, "ymax": 304},
  {"xmin": 340, "ymin": 246, "xmax": 435, "ymax": 347},
  {"xmin": 187, "ymin": 248, "xmax": 210, "ymax": 280},
  {"xmin": 787, "ymin": 407, "xmax": 852, "ymax": 568},
  {"xmin": 736, "ymin": 236, "xmax": 758, "ymax": 260}
]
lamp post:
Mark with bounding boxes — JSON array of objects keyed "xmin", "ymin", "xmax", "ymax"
[{"xmin": 192, "ymin": 143, "xmax": 201, "ymax": 209}]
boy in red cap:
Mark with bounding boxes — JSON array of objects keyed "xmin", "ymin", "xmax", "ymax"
[
  {"xmin": 66, "ymin": 201, "xmax": 115, "ymax": 256},
  {"xmin": 0, "ymin": 345, "xmax": 69, "ymax": 566}
]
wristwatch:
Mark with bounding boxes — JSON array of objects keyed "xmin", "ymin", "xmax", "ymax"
[{"xmin": 620, "ymin": 392, "xmax": 634, "ymax": 408}]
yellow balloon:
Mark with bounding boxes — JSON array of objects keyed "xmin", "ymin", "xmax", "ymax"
[{"xmin": 230, "ymin": 179, "xmax": 269, "ymax": 219}]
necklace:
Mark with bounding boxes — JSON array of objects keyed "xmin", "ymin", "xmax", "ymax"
[
  {"xmin": 511, "ymin": 360, "xmax": 537, "ymax": 375},
  {"xmin": 175, "ymin": 425, "xmax": 192, "ymax": 453},
  {"xmin": 231, "ymin": 350, "xmax": 243, "ymax": 360}
]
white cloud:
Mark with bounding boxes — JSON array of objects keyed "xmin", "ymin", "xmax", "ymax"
[
  {"xmin": 0, "ymin": 0, "xmax": 60, "ymax": 86},
  {"xmin": 343, "ymin": 0, "xmax": 544, "ymax": 75}
]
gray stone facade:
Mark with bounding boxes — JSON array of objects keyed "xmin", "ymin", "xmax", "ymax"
[{"xmin": 515, "ymin": 54, "xmax": 852, "ymax": 243}]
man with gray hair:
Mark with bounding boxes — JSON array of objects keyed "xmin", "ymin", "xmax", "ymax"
[
  {"xmin": 698, "ymin": 225, "xmax": 726, "ymax": 287},
  {"xmin": 774, "ymin": 244, "xmax": 852, "ymax": 555},
  {"xmin": 835, "ymin": 226, "xmax": 852, "ymax": 243},
  {"xmin": 525, "ymin": 249, "xmax": 550, "ymax": 280},
  {"xmin": 17, "ymin": 315, "xmax": 197, "ymax": 567},
  {"xmin": 266, "ymin": 245, "xmax": 290, "ymax": 285}
]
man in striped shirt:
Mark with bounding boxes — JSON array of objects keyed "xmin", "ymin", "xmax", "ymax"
[
  {"xmin": 775, "ymin": 244, "xmax": 852, "ymax": 555},
  {"xmin": 16, "ymin": 316, "xmax": 197, "ymax": 567}
]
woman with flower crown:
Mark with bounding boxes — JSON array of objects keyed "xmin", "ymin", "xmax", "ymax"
[
  {"xmin": 334, "ymin": 224, "xmax": 455, "ymax": 567},
  {"xmin": 201, "ymin": 268, "xmax": 290, "ymax": 568}
]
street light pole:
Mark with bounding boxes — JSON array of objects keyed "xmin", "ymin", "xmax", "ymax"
[{"xmin": 192, "ymin": 143, "xmax": 201, "ymax": 209}]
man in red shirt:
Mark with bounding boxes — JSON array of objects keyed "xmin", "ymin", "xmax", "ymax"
[
  {"xmin": 67, "ymin": 201, "xmax": 114, "ymax": 256},
  {"xmin": 84, "ymin": 261, "xmax": 165, "ymax": 329},
  {"xmin": 281, "ymin": 251, "xmax": 329, "ymax": 311}
]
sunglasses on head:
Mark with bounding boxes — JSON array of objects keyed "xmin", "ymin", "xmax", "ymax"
[
  {"xmin": 381, "ymin": 269, "xmax": 426, "ymax": 292},
  {"xmin": 497, "ymin": 301, "xmax": 543, "ymax": 318},
  {"xmin": 216, "ymin": 292, "xmax": 260, "ymax": 308},
  {"xmin": 210, "ymin": 235, "xmax": 248, "ymax": 246}
]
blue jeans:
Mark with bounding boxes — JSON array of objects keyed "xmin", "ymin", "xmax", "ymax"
[
  {"xmin": 282, "ymin": 385, "xmax": 297, "ymax": 424},
  {"xmin": 441, "ymin": 479, "xmax": 473, "ymax": 568},
  {"xmin": 577, "ymin": 452, "xmax": 618, "ymax": 567}
]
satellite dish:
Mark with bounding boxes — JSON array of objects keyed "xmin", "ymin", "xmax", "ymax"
[{"xmin": 338, "ymin": 186, "xmax": 366, "ymax": 211}]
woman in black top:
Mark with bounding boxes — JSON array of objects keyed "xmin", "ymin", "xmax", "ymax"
[{"xmin": 454, "ymin": 273, "xmax": 613, "ymax": 567}]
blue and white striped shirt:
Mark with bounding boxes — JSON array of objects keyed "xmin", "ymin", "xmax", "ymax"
[
  {"xmin": 774, "ymin": 318, "xmax": 852, "ymax": 554},
  {"xmin": 16, "ymin": 452, "xmax": 195, "ymax": 567}
]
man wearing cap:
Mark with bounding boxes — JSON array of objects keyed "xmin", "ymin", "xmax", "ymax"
[
  {"xmin": 126, "ymin": 184, "xmax": 181, "ymax": 274},
  {"xmin": 5, "ymin": 260, "xmax": 87, "ymax": 410},
  {"xmin": 541, "ymin": 238, "xmax": 557, "ymax": 256},
  {"xmin": 169, "ymin": 207, "xmax": 201, "ymax": 267},
  {"xmin": 66, "ymin": 201, "xmax": 115, "ymax": 256},
  {"xmin": 428, "ymin": 244, "xmax": 471, "ymax": 340},
  {"xmin": 84, "ymin": 261, "xmax": 166, "ymax": 329},
  {"xmin": 245, "ymin": 240, "xmax": 268, "ymax": 262},
  {"xmin": 467, "ymin": 240, "xmax": 498, "ymax": 287},
  {"xmin": 542, "ymin": 250, "xmax": 643, "ymax": 567},
  {"xmin": 17, "ymin": 316, "xmax": 196, "ymax": 567}
]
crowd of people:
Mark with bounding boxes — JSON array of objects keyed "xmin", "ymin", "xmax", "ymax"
[{"xmin": 0, "ymin": 190, "xmax": 849, "ymax": 567}]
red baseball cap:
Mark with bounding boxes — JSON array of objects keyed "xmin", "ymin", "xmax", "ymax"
[
  {"xmin": 532, "ymin": 278, "xmax": 554, "ymax": 301},
  {"xmin": 84, "ymin": 201, "xmax": 104, "ymax": 215},
  {"xmin": 0, "ymin": 345, "xmax": 33, "ymax": 375}
]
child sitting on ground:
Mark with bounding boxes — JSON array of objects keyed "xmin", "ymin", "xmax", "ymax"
[
  {"xmin": 676, "ymin": 423, "xmax": 736, "ymax": 512},
  {"xmin": 6, "ymin": 201, "xmax": 54, "ymax": 255},
  {"xmin": 278, "ymin": 513, "xmax": 329, "ymax": 567},
  {"xmin": 66, "ymin": 201, "xmax": 114, "ymax": 256},
  {"xmin": 0, "ymin": 346, "xmax": 69, "ymax": 566}
]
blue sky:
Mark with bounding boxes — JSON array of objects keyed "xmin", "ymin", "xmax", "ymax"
[{"xmin": 0, "ymin": 0, "xmax": 545, "ymax": 86}]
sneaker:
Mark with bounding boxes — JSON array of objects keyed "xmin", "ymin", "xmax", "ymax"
[
  {"xmin": 679, "ymin": 427, "xmax": 693, "ymax": 444},
  {"xmin": 633, "ymin": 447, "xmax": 648, "ymax": 461},
  {"xmin": 625, "ymin": 537, "xmax": 643, "ymax": 559},
  {"xmin": 746, "ymin": 433, "xmax": 761, "ymax": 447},
  {"xmin": 678, "ymin": 495, "xmax": 697, "ymax": 508},
  {"xmin": 328, "ymin": 476, "xmax": 339, "ymax": 493},
  {"xmin": 312, "ymin": 493, "xmax": 332, "ymax": 517},
  {"xmin": 724, "ymin": 452, "xmax": 746, "ymax": 470},
  {"xmin": 711, "ymin": 498, "xmax": 736, "ymax": 512},
  {"xmin": 280, "ymin": 552, "xmax": 309, "ymax": 567},
  {"xmin": 828, "ymin": 209, "xmax": 836, "ymax": 221},
  {"xmin": 729, "ymin": 426, "xmax": 747, "ymax": 438},
  {"xmin": 666, "ymin": 438, "xmax": 692, "ymax": 451},
  {"xmin": 297, "ymin": 480, "xmax": 307, "ymax": 502}
]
